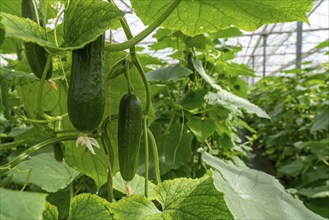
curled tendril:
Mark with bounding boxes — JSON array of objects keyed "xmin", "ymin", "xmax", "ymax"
[{"xmin": 76, "ymin": 133, "xmax": 100, "ymax": 155}]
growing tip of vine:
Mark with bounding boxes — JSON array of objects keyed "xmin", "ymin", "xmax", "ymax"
[{"xmin": 76, "ymin": 133, "xmax": 100, "ymax": 155}]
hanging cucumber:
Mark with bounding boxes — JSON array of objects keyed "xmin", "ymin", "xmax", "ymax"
[
  {"xmin": 21, "ymin": 0, "xmax": 52, "ymax": 80},
  {"xmin": 68, "ymin": 35, "xmax": 105, "ymax": 133},
  {"xmin": 118, "ymin": 93, "xmax": 142, "ymax": 181}
]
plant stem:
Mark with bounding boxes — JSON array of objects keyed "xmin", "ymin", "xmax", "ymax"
[
  {"xmin": 143, "ymin": 116, "xmax": 149, "ymax": 198},
  {"xmin": 124, "ymin": 58, "xmax": 134, "ymax": 94},
  {"xmin": 20, "ymin": 168, "xmax": 32, "ymax": 191},
  {"xmin": 54, "ymin": 9, "xmax": 64, "ymax": 47},
  {"xmin": 119, "ymin": 16, "xmax": 151, "ymax": 115},
  {"xmin": 147, "ymin": 129, "xmax": 161, "ymax": 184},
  {"xmin": 132, "ymin": 56, "xmax": 151, "ymax": 115},
  {"xmin": 107, "ymin": 0, "xmax": 181, "ymax": 52},
  {"xmin": 0, "ymin": 135, "xmax": 77, "ymax": 174},
  {"xmin": 37, "ymin": 53, "xmax": 53, "ymax": 115}
]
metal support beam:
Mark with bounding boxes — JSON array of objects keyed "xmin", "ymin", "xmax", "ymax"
[
  {"xmin": 296, "ymin": 22, "xmax": 303, "ymax": 68},
  {"xmin": 262, "ymin": 35, "xmax": 267, "ymax": 77}
]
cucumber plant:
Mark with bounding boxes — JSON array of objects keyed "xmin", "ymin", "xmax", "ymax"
[{"xmin": 0, "ymin": 0, "xmax": 323, "ymax": 219}]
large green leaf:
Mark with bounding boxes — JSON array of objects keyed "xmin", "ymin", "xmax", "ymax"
[
  {"xmin": 146, "ymin": 65, "xmax": 192, "ymax": 82},
  {"xmin": 202, "ymin": 152, "xmax": 325, "ymax": 219},
  {"xmin": 62, "ymin": 0, "xmax": 123, "ymax": 48},
  {"xmin": 206, "ymin": 91, "xmax": 270, "ymax": 119},
  {"xmin": 0, "ymin": 0, "xmax": 123, "ymax": 52},
  {"xmin": 0, "ymin": 13, "xmax": 54, "ymax": 48},
  {"xmin": 131, "ymin": 0, "xmax": 313, "ymax": 36},
  {"xmin": 186, "ymin": 117, "xmax": 217, "ymax": 142},
  {"xmin": 8, "ymin": 152, "xmax": 79, "ymax": 193},
  {"xmin": 153, "ymin": 176, "xmax": 233, "ymax": 219},
  {"xmin": 68, "ymin": 193, "xmax": 112, "ymax": 220},
  {"xmin": 110, "ymin": 176, "xmax": 233, "ymax": 219},
  {"xmin": 0, "ymin": 67, "xmax": 38, "ymax": 86},
  {"xmin": 0, "ymin": 188, "xmax": 47, "ymax": 220}
]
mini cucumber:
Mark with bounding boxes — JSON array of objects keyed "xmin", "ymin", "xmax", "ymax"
[
  {"xmin": 21, "ymin": 0, "xmax": 52, "ymax": 80},
  {"xmin": 118, "ymin": 93, "xmax": 142, "ymax": 181},
  {"xmin": 67, "ymin": 35, "xmax": 105, "ymax": 132}
]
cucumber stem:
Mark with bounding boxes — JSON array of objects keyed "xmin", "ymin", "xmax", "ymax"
[
  {"xmin": 118, "ymin": 17, "xmax": 151, "ymax": 114},
  {"xmin": 147, "ymin": 129, "xmax": 162, "ymax": 184},
  {"xmin": 20, "ymin": 168, "xmax": 32, "ymax": 191},
  {"xmin": 37, "ymin": 53, "xmax": 53, "ymax": 115},
  {"xmin": 107, "ymin": 0, "xmax": 181, "ymax": 51},
  {"xmin": 143, "ymin": 116, "xmax": 149, "ymax": 198},
  {"xmin": 31, "ymin": 0, "xmax": 40, "ymax": 26},
  {"xmin": 54, "ymin": 9, "xmax": 64, "ymax": 47},
  {"xmin": 124, "ymin": 58, "xmax": 134, "ymax": 94},
  {"xmin": 0, "ymin": 135, "xmax": 77, "ymax": 174}
]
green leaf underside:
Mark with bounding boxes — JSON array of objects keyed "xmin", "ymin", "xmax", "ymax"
[
  {"xmin": 0, "ymin": 0, "xmax": 123, "ymax": 52},
  {"xmin": 202, "ymin": 152, "xmax": 325, "ymax": 220},
  {"xmin": 68, "ymin": 194, "xmax": 112, "ymax": 220},
  {"xmin": 62, "ymin": 0, "xmax": 123, "ymax": 48},
  {"xmin": 131, "ymin": 0, "xmax": 313, "ymax": 36},
  {"xmin": 0, "ymin": 67, "xmax": 39, "ymax": 86},
  {"xmin": 205, "ymin": 90, "xmax": 270, "ymax": 119},
  {"xmin": 0, "ymin": 188, "xmax": 47, "ymax": 220},
  {"xmin": 191, "ymin": 59, "xmax": 269, "ymax": 118},
  {"xmin": 8, "ymin": 153, "xmax": 79, "ymax": 193},
  {"xmin": 146, "ymin": 65, "xmax": 192, "ymax": 82},
  {"xmin": 110, "ymin": 177, "xmax": 233, "ymax": 220}
]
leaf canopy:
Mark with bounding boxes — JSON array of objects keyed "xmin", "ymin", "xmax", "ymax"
[{"xmin": 131, "ymin": 0, "xmax": 313, "ymax": 36}]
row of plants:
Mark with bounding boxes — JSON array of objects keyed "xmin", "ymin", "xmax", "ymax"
[
  {"xmin": 245, "ymin": 50, "xmax": 329, "ymax": 217},
  {"xmin": 0, "ymin": 0, "xmax": 326, "ymax": 219}
]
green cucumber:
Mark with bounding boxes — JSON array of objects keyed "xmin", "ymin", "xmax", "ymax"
[
  {"xmin": 67, "ymin": 35, "xmax": 105, "ymax": 132},
  {"xmin": 21, "ymin": 0, "xmax": 52, "ymax": 80},
  {"xmin": 118, "ymin": 93, "xmax": 142, "ymax": 181}
]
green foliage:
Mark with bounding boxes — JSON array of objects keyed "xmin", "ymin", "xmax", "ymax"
[
  {"xmin": 146, "ymin": 65, "xmax": 192, "ymax": 82},
  {"xmin": 246, "ymin": 64, "xmax": 329, "ymax": 217},
  {"xmin": 0, "ymin": 0, "xmax": 322, "ymax": 219},
  {"xmin": 68, "ymin": 193, "xmax": 113, "ymax": 220},
  {"xmin": 131, "ymin": 0, "xmax": 313, "ymax": 36},
  {"xmin": 43, "ymin": 202, "xmax": 59, "ymax": 220},
  {"xmin": 0, "ymin": 188, "xmax": 47, "ymax": 220},
  {"xmin": 62, "ymin": 0, "xmax": 122, "ymax": 48},
  {"xmin": 7, "ymin": 152, "xmax": 79, "ymax": 193},
  {"xmin": 0, "ymin": 67, "xmax": 39, "ymax": 86},
  {"xmin": 110, "ymin": 176, "xmax": 233, "ymax": 220}
]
